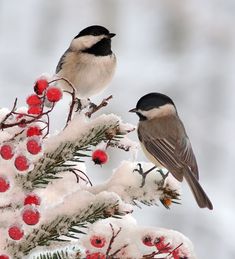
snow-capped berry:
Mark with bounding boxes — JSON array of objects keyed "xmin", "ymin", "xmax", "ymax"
[
  {"xmin": 155, "ymin": 237, "xmax": 171, "ymax": 253},
  {"xmin": 22, "ymin": 208, "xmax": 40, "ymax": 225},
  {"xmin": 0, "ymin": 255, "xmax": 10, "ymax": 259},
  {"xmin": 24, "ymin": 194, "xmax": 41, "ymax": 206},
  {"xmin": 28, "ymin": 106, "xmax": 42, "ymax": 115},
  {"xmin": 8, "ymin": 225, "xmax": 24, "ymax": 240},
  {"xmin": 92, "ymin": 149, "xmax": 108, "ymax": 165},
  {"xmin": 0, "ymin": 176, "xmax": 10, "ymax": 192},
  {"xmin": 14, "ymin": 155, "xmax": 29, "ymax": 171},
  {"xmin": 0, "ymin": 144, "xmax": 14, "ymax": 160},
  {"xmin": 142, "ymin": 235, "xmax": 154, "ymax": 246},
  {"xmin": 26, "ymin": 94, "xmax": 42, "ymax": 106},
  {"xmin": 90, "ymin": 235, "xmax": 106, "ymax": 248},
  {"xmin": 26, "ymin": 139, "xmax": 41, "ymax": 155},
  {"xmin": 46, "ymin": 87, "xmax": 62, "ymax": 102},
  {"xmin": 34, "ymin": 79, "xmax": 49, "ymax": 95},
  {"xmin": 26, "ymin": 126, "xmax": 42, "ymax": 137},
  {"xmin": 86, "ymin": 252, "xmax": 106, "ymax": 259}
]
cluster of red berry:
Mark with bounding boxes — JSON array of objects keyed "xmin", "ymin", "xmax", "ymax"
[
  {"xmin": 0, "ymin": 78, "xmax": 62, "ymax": 257},
  {"xmin": 8, "ymin": 193, "xmax": 41, "ymax": 241},
  {"xmin": 0, "ymin": 78, "xmax": 63, "ymax": 194},
  {"xmin": 28, "ymin": 79, "xmax": 62, "ymax": 115},
  {"xmin": 142, "ymin": 234, "xmax": 186, "ymax": 259}
]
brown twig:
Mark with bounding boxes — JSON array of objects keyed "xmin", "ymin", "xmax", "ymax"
[
  {"xmin": 106, "ymin": 141, "xmax": 132, "ymax": 152},
  {"xmin": 167, "ymin": 242, "xmax": 183, "ymax": 257},
  {"xmin": 0, "ymin": 98, "xmax": 18, "ymax": 125},
  {"xmin": 106, "ymin": 224, "xmax": 121, "ymax": 255},
  {"xmin": 49, "ymin": 77, "xmax": 78, "ymax": 127},
  {"xmin": 69, "ymin": 168, "xmax": 93, "ymax": 186},
  {"xmin": 0, "ymin": 204, "xmax": 12, "ymax": 210},
  {"xmin": 86, "ymin": 95, "xmax": 113, "ymax": 118}
]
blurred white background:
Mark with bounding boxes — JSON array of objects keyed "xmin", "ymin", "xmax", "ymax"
[{"xmin": 0, "ymin": 0, "xmax": 234, "ymax": 258}]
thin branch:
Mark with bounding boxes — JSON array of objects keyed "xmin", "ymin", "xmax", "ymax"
[
  {"xmin": 86, "ymin": 95, "xmax": 113, "ymax": 118},
  {"xmin": 106, "ymin": 224, "xmax": 122, "ymax": 256},
  {"xmin": 0, "ymin": 98, "xmax": 18, "ymax": 126}
]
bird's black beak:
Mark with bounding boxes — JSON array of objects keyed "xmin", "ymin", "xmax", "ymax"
[
  {"xmin": 108, "ymin": 33, "xmax": 116, "ymax": 38},
  {"xmin": 129, "ymin": 108, "xmax": 137, "ymax": 113}
]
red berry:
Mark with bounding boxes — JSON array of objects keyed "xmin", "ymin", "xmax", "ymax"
[
  {"xmin": 8, "ymin": 225, "xmax": 24, "ymax": 240},
  {"xmin": 28, "ymin": 106, "xmax": 42, "ymax": 115},
  {"xmin": 0, "ymin": 176, "xmax": 10, "ymax": 192},
  {"xmin": 46, "ymin": 87, "xmax": 62, "ymax": 102},
  {"xmin": 26, "ymin": 139, "xmax": 41, "ymax": 155},
  {"xmin": 155, "ymin": 237, "xmax": 171, "ymax": 253},
  {"xmin": 86, "ymin": 253, "xmax": 106, "ymax": 259},
  {"xmin": 26, "ymin": 94, "xmax": 42, "ymax": 106},
  {"xmin": 142, "ymin": 235, "xmax": 154, "ymax": 246},
  {"xmin": 90, "ymin": 235, "xmax": 106, "ymax": 248},
  {"xmin": 0, "ymin": 144, "xmax": 14, "ymax": 160},
  {"xmin": 92, "ymin": 150, "xmax": 108, "ymax": 165},
  {"xmin": 26, "ymin": 126, "xmax": 42, "ymax": 137},
  {"xmin": 14, "ymin": 155, "xmax": 29, "ymax": 171},
  {"xmin": 34, "ymin": 79, "xmax": 49, "ymax": 95},
  {"xmin": 22, "ymin": 208, "xmax": 40, "ymax": 225},
  {"xmin": 24, "ymin": 194, "xmax": 41, "ymax": 206},
  {"xmin": 0, "ymin": 255, "xmax": 10, "ymax": 259}
]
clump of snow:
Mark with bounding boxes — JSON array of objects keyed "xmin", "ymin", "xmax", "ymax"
[
  {"xmin": 44, "ymin": 113, "xmax": 121, "ymax": 153},
  {"xmin": 88, "ymin": 161, "xmax": 181, "ymax": 207}
]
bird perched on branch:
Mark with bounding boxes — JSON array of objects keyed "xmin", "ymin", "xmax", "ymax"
[
  {"xmin": 129, "ymin": 93, "xmax": 213, "ymax": 210},
  {"xmin": 56, "ymin": 25, "xmax": 116, "ymax": 98}
]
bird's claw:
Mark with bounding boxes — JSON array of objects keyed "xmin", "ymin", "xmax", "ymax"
[
  {"xmin": 133, "ymin": 163, "xmax": 157, "ymax": 188},
  {"xmin": 75, "ymin": 98, "xmax": 82, "ymax": 112}
]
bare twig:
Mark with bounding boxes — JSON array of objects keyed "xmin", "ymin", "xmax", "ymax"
[
  {"xmin": 86, "ymin": 95, "xmax": 113, "ymax": 118},
  {"xmin": 68, "ymin": 168, "xmax": 93, "ymax": 186},
  {"xmin": 49, "ymin": 77, "xmax": 78, "ymax": 127},
  {"xmin": 106, "ymin": 224, "xmax": 122, "ymax": 256},
  {"xmin": 0, "ymin": 98, "xmax": 18, "ymax": 125}
]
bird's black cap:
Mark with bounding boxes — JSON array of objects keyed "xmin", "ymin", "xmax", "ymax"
[
  {"xmin": 135, "ymin": 93, "xmax": 175, "ymax": 111},
  {"xmin": 74, "ymin": 25, "xmax": 114, "ymax": 39}
]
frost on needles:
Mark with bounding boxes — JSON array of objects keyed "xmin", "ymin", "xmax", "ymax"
[{"xmin": 0, "ymin": 75, "xmax": 196, "ymax": 259}]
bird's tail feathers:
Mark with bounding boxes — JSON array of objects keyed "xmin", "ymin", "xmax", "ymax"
[{"xmin": 184, "ymin": 169, "xmax": 213, "ymax": 210}]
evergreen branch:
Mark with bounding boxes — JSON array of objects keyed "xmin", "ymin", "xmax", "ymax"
[
  {"xmin": 16, "ymin": 119, "xmax": 121, "ymax": 190},
  {"xmin": 33, "ymin": 250, "xmax": 70, "ymax": 259},
  {"xmin": 8, "ymin": 201, "xmax": 122, "ymax": 257},
  {"xmin": 32, "ymin": 247, "xmax": 81, "ymax": 259}
]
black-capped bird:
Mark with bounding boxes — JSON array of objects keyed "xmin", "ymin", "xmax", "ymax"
[
  {"xmin": 130, "ymin": 93, "xmax": 213, "ymax": 210},
  {"xmin": 56, "ymin": 25, "xmax": 116, "ymax": 98}
]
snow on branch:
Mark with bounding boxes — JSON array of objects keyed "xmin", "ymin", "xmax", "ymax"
[
  {"xmin": 2, "ymin": 191, "xmax": 131, "ymax": 258},
  {"xmin": 87, "ymin": 161, "xmax": 181, "ymax": 209},
  {"xmin": 16, "ymin": 113, "xmax": 134, "ymax": 190}
]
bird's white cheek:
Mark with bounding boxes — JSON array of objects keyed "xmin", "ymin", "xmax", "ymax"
[
  {"xmin": 140, "ymin": 142, "xmax": 164, "ymax": 168},
  {"xmin": 141, "ymin": 104, "xmax": 176, "ymax": 119},
  {"xmin": 70, "ymin": 35, "xmax": 105, "ymax": 50}
]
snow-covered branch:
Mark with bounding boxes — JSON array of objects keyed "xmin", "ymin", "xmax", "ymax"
[{"xmin": 87, "ymin": 161, "xmax": 181, "ymax": 208}]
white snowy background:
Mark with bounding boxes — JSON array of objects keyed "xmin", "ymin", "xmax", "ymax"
[{"xmin": 0, "ymin": 0, "xmax": 234, "ymax": 258}]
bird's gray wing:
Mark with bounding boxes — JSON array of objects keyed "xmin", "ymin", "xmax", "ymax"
[
  {"xmin": 175, "ymin": 136, "xmax": 199, "ymax": 180},
  {"xmin": 56, "ymin": 48, "xmax": 70, "ymax": 73},
  {"xmin": 139, "ymin": 129, "xmax": 184, "ymax": 182}
]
